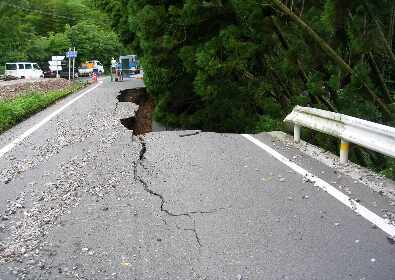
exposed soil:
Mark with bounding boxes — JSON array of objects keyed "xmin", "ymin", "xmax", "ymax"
[
  {"xmin": 117, "ymin": 88, "xmax": 155, "ymax": 135},
  {"xmin": 0, "ymin": 79, "xmax": 74, "ymax": 101}
]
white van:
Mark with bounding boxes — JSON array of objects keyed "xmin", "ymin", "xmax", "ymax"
[{"xmin": 5, "ymin": 62, "xmax": 44, "ymax": 79}]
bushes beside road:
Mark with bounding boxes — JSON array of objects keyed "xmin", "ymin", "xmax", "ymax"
[{"xmin": 0, "ymin": 82, "xmax": 85, "ymax": 133}]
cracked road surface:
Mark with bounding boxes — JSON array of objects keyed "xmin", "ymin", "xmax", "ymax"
[{"xmin": 0, "ymin": 78, "xmax": 394, "ymax": 279}]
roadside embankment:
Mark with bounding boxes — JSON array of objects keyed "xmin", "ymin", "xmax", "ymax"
[
  {"xmin": 0, "ymin": 79, "xmax": 77, "ymax": 101},
  {"xmin": 0, "ymin": 80, "xmax": 87, "ymax": 134}
]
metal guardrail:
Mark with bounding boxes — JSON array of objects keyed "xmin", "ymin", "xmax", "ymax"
[{"xmin": 284, "ymin": 106, "xmax": 395, "ymax": 163}]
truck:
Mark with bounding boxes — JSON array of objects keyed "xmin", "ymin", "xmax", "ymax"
[
  {"xmin": 78, "ymin": 60, "xmax": 104, "ymax": 77},
  {"xmin": 119, "ymin": 55, "xmax": 140, "ymax": 77}
]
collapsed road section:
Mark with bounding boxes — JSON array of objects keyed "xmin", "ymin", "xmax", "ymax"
[
  {"xmin": 117, "ymin": 87, "xmax": 154, "ymax": 135},
  {"xmin": 117, "ymin": 87, "xmax": 219, "ymax": 248}
]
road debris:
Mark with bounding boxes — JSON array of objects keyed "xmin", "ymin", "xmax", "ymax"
[
  {"xmin": 179, "ymin": 131, "xmax": 200, "ymax": 137},
  {"xmin": 269, "ymin": 131, "xmax": 395, "ymax": 201},
  {"xmin": 387, "ymin": 236, "xmax": 395, "ymax": 244}
]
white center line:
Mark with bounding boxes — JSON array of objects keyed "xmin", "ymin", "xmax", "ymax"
[
  {"xmin": 0, "ymin": 81, "xmax": 103, "ymax": 159},
  {"xmin": 242, "ymin": 134, "xmax": 395, "ymax": 237}
]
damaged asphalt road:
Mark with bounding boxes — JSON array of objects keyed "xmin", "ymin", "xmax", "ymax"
[{"xmin": 0, "ymin": 78, "xmax": 394, "ymax": 279}]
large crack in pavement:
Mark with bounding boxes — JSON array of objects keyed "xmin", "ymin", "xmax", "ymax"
[
  {"xmin": 133, "ymin": 137, "xmax": 228, "ymax": 248},
  {"xmin": 117, "ymin": 88, "xmax": 223, "ymax": 248},
  {"xmin": 133, "ymin": 136, "xmax": 206, "ymax": 248}
]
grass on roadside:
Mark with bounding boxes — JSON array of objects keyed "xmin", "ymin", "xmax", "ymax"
[{"xmin": 0, "ymin": 83, "xmax": 86, "ymax": 134}]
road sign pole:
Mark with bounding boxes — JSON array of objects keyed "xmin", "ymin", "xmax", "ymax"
[
  {"xmin": 68, "ymin": 48, "xmax": 71, "ymax": 80},
  {"xmin": 51, "ymin": 56, "xmax": 64, "ymax": 78},
  {"xmin": 72, "ymin": 47, "xmax": 75, "ymax": 80}
]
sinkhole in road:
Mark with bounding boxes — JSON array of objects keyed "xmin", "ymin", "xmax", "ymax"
[{"xmin": 117, "ymin": 88, "xmax": 170, "ymax": 135}]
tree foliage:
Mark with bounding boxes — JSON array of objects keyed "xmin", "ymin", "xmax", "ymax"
[{"xmin": 0, "ymin": 0, "xmax": 122, "ymax": 66}]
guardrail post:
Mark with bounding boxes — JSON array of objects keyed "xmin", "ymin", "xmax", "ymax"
[
  {"xmin": 294, "ymin": 125, "xmax": 301, "ymax": 143},
  {"xmin": 340, "ymin": 139, "xmax": 349, "ymax": 164}
]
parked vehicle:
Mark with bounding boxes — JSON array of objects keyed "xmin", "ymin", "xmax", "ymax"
[
  {"xmin": 78, "ymin": 60, "xmax": 104, "ymax": 77},
  {"xmin": 40, "ymin": 61, "xmax": 79, "ymax": 79},
  {"xmin": 40, "ymin": 62, "xmax": 56, "ymax": 78},
  {"xmin": 5, "ymin": 62, "xmax": 44, "ymax": 79},
  {"xmin": 119, "ymin": 55, "xmax": 140, "ymax": 76}
]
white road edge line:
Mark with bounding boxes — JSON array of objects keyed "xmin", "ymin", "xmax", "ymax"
[
  {"xmin": 241, "ymin": 134, "xmax": 395, "ymax": 237},
  {"xmin": 0, "ymin": 81, "xmax": 103, "ymax": 159}
]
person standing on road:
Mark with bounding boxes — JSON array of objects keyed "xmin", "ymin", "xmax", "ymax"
[
  {"xmin": 116, "ymin": 61, "xmax": 123, "ymax": 81},
  {"xmin": 111, "ymin": 57, "xmax": 117, "ymax": 82}
]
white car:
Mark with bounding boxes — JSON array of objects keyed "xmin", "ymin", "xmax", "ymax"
[{"xmin": 5, "ymin": 62, "xmax": 44, "ymax": 79}]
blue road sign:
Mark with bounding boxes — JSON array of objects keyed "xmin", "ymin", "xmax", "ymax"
[{"xmin": 66, "ymin": 51, "xmax": 78, "ymax": 58}]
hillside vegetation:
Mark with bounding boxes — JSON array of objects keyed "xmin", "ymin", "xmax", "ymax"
[{"xmin": 0, "ymin": 0, "xmax": 122, "ymax": 68}]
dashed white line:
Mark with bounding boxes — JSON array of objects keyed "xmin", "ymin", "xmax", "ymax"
[
  {"xmin": 242, "ymin": 134, "xmax": 395, "ymax": 237},
  {"xmin": 0, "ymin": 81, "xmax": 103, "ymax": 159}
]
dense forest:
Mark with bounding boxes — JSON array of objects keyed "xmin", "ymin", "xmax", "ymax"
[
  {"xmin": 0, "ymin": 0, "xmax": 122, "ymax": 69},
  {"xmin": 95, "ymin": 0, "xmax": 395, "ymax": 177}
]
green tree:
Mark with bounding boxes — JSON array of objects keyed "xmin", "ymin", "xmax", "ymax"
[
  {"xmin": 27, "ymin": 32, "xmax": 71, "ymax": 62},
  {"xmin": 66, "ymin": 21, "xmax": 122, "ymax": 65},
  {"xmin": 0, "ymin": 0, "xmax": 121, "ymax": 66}
]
